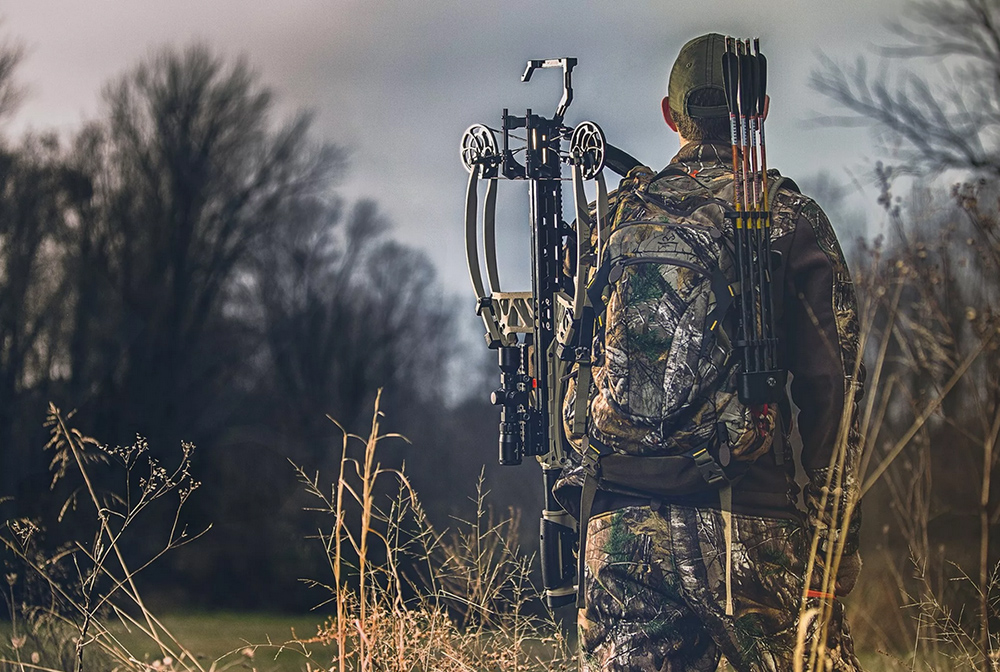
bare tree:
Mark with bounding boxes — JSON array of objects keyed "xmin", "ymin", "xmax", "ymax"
[
  {"xmin": 251, "ymin": 197, "xmax": 454, "ymax": 451},
  {"xmin": 0, "ymin": 135, "xmax": 79, "ymax": 513},
  {"xmin": 0, "ymin": 30, "xmax": 25, "ymax": 126},
  {"xmin": 65, "ymin": 43, "xmax": 342, "ymax": 447},
  {"xmin": 812, "ymin": 0, "xmax": 1000, "ymax": 176},
  {"xmin": 0, "ymin": 37, "xmax": 474, "ymax": 610}
]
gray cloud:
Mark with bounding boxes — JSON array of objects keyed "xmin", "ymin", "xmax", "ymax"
[{"xmin": 5, "ymin": 0, "xmax": 905, "ymax": 293}]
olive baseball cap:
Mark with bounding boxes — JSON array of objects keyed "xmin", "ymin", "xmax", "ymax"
[{"xmin": 668, "ymin": 33, "xmax": 729, "ymax": 119}]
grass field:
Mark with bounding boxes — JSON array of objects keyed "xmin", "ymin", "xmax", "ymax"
[
  {"xmin": 2, "ymin": 611, "xmax": 902, "ymax": 672},
  {"xmin": 2, "ymin": 612, "xmax": 332, "ymax": 672}
]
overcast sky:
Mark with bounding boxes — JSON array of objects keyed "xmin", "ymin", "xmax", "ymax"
[{"xmin": 3, "ymin": 0, "xmax": 907, "ymax": 297}]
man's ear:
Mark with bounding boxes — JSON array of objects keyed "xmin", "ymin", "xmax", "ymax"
[{"xmin": 661, "ymin": 96, "xmax": 678, "ymax": 132}]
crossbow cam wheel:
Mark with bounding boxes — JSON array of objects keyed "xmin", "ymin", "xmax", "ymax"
[
  {"xmin": 460, "ymin": 124, "xmax": 499, "ymax": 177},
  {"xmin": 570, "ymin": 121, "xmax": 606, "ymax": 179}
]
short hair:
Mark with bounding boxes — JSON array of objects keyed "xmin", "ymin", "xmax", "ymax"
[{"xmin": 673, "ymin": 88, "xmax": 731, "ymax": 144}]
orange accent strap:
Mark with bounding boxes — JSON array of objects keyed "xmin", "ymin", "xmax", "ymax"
[{"xmin": 806, "ymin": 589, "xmax": 835, "ymax": 600}]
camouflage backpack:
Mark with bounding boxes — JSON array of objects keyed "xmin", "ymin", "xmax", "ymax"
[{"xmin": 565, "ymin": 163, "xmax": 792, "ymax": 498}]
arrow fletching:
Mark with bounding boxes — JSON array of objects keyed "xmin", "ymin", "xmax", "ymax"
[
  {"xmin": 755, "ymin": 40, "xmax": 767, "ymax": 117},
  {"xmin": 739, "ymin": 40, "xmax": 754, "ymax": 117},
  {"xmin": 723, "ymin": 37, "xmax": 740, "ymax": 115}
]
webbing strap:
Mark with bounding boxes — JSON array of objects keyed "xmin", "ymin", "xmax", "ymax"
[
  {"xmin": 576, "ymin": 436, "xmax": 611, "ymax": 608},
  {"xmin": 721, "ymin": 485, "xmax": 734, "ymax": 616},
  {"xmin": 586, "ymin": 260, "xmax": 613, "ymax": 322},
  {"xmin": 576, "ymin": 472, "xmax": 598, "ymax": 609},
  {"xmin": 706, "ymin": 267, "xmax": 736, "ymax": 334}
]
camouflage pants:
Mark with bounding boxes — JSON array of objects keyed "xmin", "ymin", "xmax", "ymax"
[{"xmin": 579, "ymin": 504, "xmax": 863, "ymax": 671}]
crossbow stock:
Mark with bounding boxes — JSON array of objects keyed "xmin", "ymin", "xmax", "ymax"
[{"xmin": 460, "ymin": 58, "xmax": 639, "ymax": 609}]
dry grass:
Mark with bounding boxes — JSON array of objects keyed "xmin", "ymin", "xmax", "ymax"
[
  {"xmin": 810, "ymin": 174, "xmax": 1000, "ymax": 671},
  {"xmin": 1, "ymin": 404, "xmax": 212, "ymax": 671},
  {"xmin": 0, "ymin": 393, "xmax": 573, "ymax": 672},
  {"xmin": 288, "ymin": 389, "xmax": 574, "ymax": 671}
]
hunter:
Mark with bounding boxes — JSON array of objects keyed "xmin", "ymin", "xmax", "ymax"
[{"xmin": 555, "ymin": 33, "xmax": 866, "ymax": 671}]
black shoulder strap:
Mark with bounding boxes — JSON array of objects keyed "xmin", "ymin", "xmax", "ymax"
[{"xmin": 604, "ymin": 143, "xmax": 643, "ymax": 177}]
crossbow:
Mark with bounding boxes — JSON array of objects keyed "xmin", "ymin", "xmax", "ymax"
[{"xmin": 460, "ymin": 58, "xmax": 639, "ymax": 609}]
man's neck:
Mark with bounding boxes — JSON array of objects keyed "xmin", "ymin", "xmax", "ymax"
[{"xmin": 671, "ymin": 140, "xmax": 732, "ymax": 167}]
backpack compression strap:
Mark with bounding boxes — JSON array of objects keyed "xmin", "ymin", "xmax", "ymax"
[{"xmin": 576, "ymin": 435, "xmax": 614, "ymax": 608}]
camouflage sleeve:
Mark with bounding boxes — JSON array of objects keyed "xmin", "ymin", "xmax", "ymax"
[{"xmin": 784, "ymin": 199, "xmax": 865, "ymax": 555}]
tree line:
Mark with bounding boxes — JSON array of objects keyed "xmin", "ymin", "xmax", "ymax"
[{"xmin": 0, "ymin": 41, "xmax": 530, "ymax": 611}]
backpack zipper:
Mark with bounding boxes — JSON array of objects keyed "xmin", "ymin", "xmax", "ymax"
[{"xmin": 610, "ymin": 255, "xmax": 711, "ymax": 283}]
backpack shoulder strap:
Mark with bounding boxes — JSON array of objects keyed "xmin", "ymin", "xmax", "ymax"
[
  {"xmin": 766, "ymin": 172, "xmax": 800, "ymax": 211},
  {"xmin": 650, "ymin": 164, "xmax": 693, "ymax": 182},
  {"xmin": 624, "ymin": 165, "xmax": 657, "ymax": 186}
]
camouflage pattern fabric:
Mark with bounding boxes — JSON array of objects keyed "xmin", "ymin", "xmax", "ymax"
[
  {"xmin": 770, "ymin": 193, "xmax": 865, "ymax": 554},
  {"xmin": 581, "ymin": 165, "xmax": 777, "ymax": 463},
  {"xmin": 579, "ymin": 504, "xmax": 863, "ymax": 672}
]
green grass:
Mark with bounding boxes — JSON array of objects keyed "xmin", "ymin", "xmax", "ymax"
[
  {"xmin": 127, "ymin": 612, "xmax": 329, "ymax": 671},
  {"xmin": 2, "ymin": 612, "xmax": 332, "ymax": 672}
]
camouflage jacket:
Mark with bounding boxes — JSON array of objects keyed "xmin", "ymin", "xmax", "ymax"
[{"xmin": 556, "ymin": 141, "xmax": 865, "ymax": 550}]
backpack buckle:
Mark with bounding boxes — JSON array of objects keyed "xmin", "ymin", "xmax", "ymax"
[
  {"xmin": 581, "ymin": 436, "xmax": 611, "ymax": 479},
  {"xmin": 689, "ymin": 447, "xmax": 726, "ymax": 485}
]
